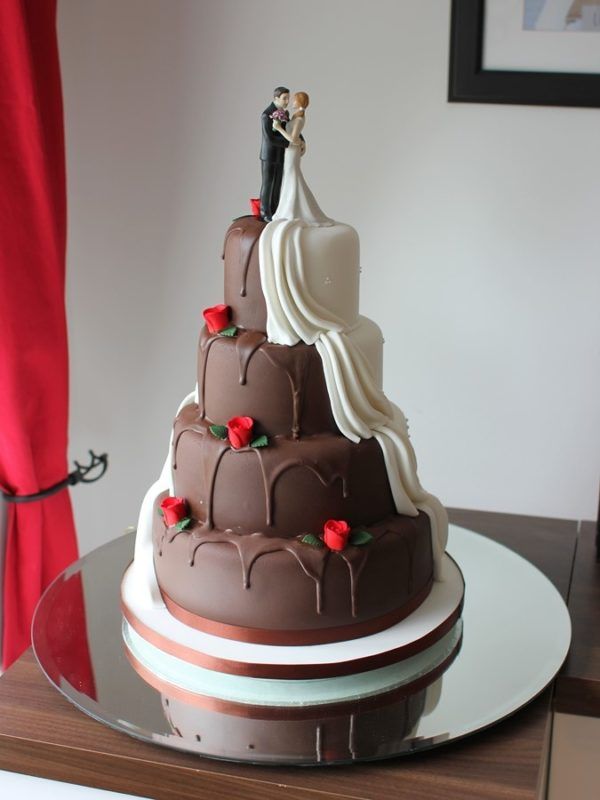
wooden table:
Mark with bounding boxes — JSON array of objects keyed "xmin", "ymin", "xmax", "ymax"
[{"xmin": 0, "ymin": 509, "xmax": 595, "ymax": 800}]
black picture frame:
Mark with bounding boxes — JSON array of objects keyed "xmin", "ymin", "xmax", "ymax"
[{"xmin": 448, "ymin": 0, "xmax": 600, "ymax": 108}]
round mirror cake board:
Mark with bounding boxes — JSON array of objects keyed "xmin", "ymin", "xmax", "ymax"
[{"xmin": 31, "ymin": 525, "xmax": 572, "ymax": 766}]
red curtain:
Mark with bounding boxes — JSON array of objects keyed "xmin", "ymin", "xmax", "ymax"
[{"xmin": 0, "ymin": 0, "xmax": 79, "ymax": 669}]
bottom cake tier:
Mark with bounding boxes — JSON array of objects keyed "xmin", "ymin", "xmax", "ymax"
[
  {"xmin": 121, "ymin": 551, "xmax": 464, "ymax": 681},
  {"xmin": 152, "ymin": 492, "xmax": 434, "ymax": 646}
]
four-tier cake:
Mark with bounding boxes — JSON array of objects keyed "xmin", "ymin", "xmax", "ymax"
[{"xmin": 121, "ymin": 91, "xmax": 463, "ymax": 703}]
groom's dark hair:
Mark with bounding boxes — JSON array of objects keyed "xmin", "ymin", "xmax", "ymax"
[{"xmin": 273, "ymin": 86, "xmax": 290, "ymax": 97}]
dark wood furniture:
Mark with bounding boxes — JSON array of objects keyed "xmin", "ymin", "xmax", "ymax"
[
  {"xmin": 554, "ymin": 520, "xmax": 600, "ymax": 717},
  {"xmin": 0, "ymin": 508, "xmax": 595, "ymax": 800}
]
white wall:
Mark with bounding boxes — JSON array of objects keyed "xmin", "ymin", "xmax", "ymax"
[{"xmin": 58, "ymin": 0, "xmax": 600, "ymax": 555}]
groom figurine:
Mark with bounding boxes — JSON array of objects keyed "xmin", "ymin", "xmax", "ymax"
[{"xmin": 259, "ymin": 86, "xmax": 290, "ymax": 221}]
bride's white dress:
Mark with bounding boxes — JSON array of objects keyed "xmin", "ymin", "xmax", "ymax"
[
  {"xmin": 259, "ymin": 116, "xmax": 448, "ymax": 579},
  {"xmin": 273, "ymin": 117, "xmax": 332, "ymax": 225}
]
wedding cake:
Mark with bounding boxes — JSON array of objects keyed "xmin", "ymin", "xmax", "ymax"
[{"xmin": 121, "ymin": 89, "xmax": 463, "ymax": 703}]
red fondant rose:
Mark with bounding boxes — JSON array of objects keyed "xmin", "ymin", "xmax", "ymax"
[
  {"xmin": 203, "ymin": 303, "xmax": 231, "ymax": 334},
  {"xmin": 323, "ymin": 519, "xmax": 351, "ymax": 552},
  {"xmin": 227, "ymin": 416, "xmax": 254, "ymax": 449},
  {"xmin": 160, "ymin": 496, "xmax": 188, "ymax": 526},
  {"xmin": 250, "ymin": 198, "xmax": 261, "ymax": 218}
]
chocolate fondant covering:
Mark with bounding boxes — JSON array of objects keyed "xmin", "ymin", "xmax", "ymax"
[
  {"xmin": 172, "ymin": 404, "xmax": 396, "ymax": 537},
  {"xmin": 198, "ymin": 327, "xmax": 338, "ymax": 438},
  {"xmin": 154, "ymin": 487, "xmax": 433, "ymax": 642},
  {"xmin": 150, "ymin": 215, "xmax": 436, "ymax": 646},
  {"xmin": 223, "ymin": 216, "xmax": 268, "ymax": 332}
]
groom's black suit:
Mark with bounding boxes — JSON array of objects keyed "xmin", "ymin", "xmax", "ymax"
[{"xmin": 259, "ymin": 102, "xmax": 289, "ymax": 221}]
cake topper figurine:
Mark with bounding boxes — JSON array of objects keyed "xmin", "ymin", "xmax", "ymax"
[
  {"xmin": 259, "ymin": 86, "xmax": 290, "ymax": 221},
  {"xmin": 270, "ymin": 91, "xmax": 331, "ymax": 225}
]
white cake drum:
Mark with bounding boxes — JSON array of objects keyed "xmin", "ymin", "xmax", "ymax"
[
  {"xmin": 121, "ymin": 552, "xmax": 465, "ymax": 681},
  {"xmin": 123, "ymin": 618, "xmax": 462, "ymax": 711}
]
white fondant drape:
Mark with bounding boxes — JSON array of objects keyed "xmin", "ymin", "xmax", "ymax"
[
  {"xmin": 130, "ymin": 389, "xmax": 197, "ymax": 609},
  {"xmin": 259, "ymin": 219, "xmax": 448, "ymax": 579}
]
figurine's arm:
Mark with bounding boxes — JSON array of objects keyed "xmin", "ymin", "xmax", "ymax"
[
  {"xmin": 262, "ymin": 112, "xmax": 287, "ymax": 148},
  {"xmin": 273, "ymin": 117, "xmax": 303, "ymax": 146}
]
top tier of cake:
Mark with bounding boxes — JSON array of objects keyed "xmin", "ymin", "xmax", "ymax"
[{"xmin": 223, "ymin": 215, "xmax": 360, "ymax": 334}]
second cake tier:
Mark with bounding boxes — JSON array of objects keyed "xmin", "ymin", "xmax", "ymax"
[{"xmin": 172, "ymin": 404, "xmax": 401, "ymax": 537}]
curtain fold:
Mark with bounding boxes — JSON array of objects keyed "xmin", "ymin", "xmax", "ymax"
[{"xmin": 0, "ymin": 0, "xmax": 79, "ymax": 670}]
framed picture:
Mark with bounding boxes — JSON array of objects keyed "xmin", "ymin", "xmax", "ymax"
[{"xmin": 448, "ymin": 0, "xmax": 600, "ymax": 107}]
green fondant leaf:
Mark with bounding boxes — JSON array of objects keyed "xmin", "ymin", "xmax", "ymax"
[
  {"xmin": 219, "ymin": 325, "xmax": 238, "ymax": 337},
  {"xmin": 349, "ymin": 529, "xmax": 373, "ymax": 547},
  {"xmin": 209, "ymin": 424, "xmax": 228, "ymax": 440},
  {"xmin": 250, "ymin": 435, "xmax": 269, "ymax": 448},
  {"xmin": 175, "ymin": 517, "xmax": 192, "ymax": 532},
  {"xmin": 157, "ymin": 507, "xmax": 164, "ymax": 516},
  {"xmin": 301, "ymin": 533, "xmax": 324, "ymax": 548}
]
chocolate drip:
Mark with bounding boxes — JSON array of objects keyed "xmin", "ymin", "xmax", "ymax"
[
  {"xmin": 292, "ymin": 539, "xmax": 330, "ymax": 615},
  {"xmin": 172, "ymin": 423, "xmax": 205, "ymax": 471},
  {"xmin": 200, "ymin": 439, "xmax": 230, "ymax": 531},
  {"xmin": 252, "ymin": 442, "xmax": 351, "ymax": 529},
  {"xmin": 195, "ymin": 330, "xmax": 338, "ymax": 439},
  {"xmin": 236, "ymin": 330, "xmax": 267, "ymax": 385},
  {"xmin": 186, "ymin": 526, "xmax": 330, "ymax": 613},
  {"xmin": 222, "ymin": 224, "xmax": 261, "ymax": 298},
  {"xmin": 157, "ymin": 525, "xmax": 167, "ymax": 557},
  {"xmin": 198, "ymin": 329, "xmax": 222, "ymax": 418},
  {"xmin": 340, "ymin": 548, "xmax": 370, "ymax": 617},
  {"xmin": 174, "ymin": 410, "xmax": 357, "ymax": 534},
  {"xmin": 157, "ymin": 523, "xmax": 189, "ymax": 557},
  {"xmin": 172, "ymin": 404, "xmax": 208, "ymax": 471},
  {"xmin": 163, "ymin": 516, "xmax": 418, "ymax": 618},
  {"xmin": 172, "ymin": 409, "xmax": 230, "ymax": 531},
  {"xmin": 262, "ymin": 346, "xmax": 312, "ymax": 439}
]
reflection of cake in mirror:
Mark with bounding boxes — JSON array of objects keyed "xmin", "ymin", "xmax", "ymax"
[
  {"xmin": 120, "ymin": 86, "xmax": 464, "ymax": 703},
  {"xmin": 130, "ymin": 654, "xmax": 452, "ymax": 764},
  {"xmin": 157, "ymin": 684, "xmax": 434, "ymax": 764}
]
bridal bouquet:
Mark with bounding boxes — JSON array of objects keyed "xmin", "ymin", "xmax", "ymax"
[{"xmin": 270, "ymin": 109, "xmax": 289, "ymax": 128}]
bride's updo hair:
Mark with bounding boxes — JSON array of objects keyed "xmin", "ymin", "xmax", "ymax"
[{"xmin": 293, "ymin": 91, "xmax": 309, "ymax": 116}]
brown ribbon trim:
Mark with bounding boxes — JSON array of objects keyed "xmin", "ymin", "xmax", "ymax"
[
  {"xmin": 121, "ymin": 580, "xmax": 464, "ymax": 680},
  {"xmin": 125, "ymin": 633, "xmax": 462, "ymax": 722},
  {"xmin": 159, "ymin": 577, "xmax": 435, "ymax": 646}
]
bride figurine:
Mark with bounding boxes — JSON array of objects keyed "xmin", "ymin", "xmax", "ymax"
[{"xmin": 271, "ymin": 92, "xmax": 332, "ymax": 225}]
